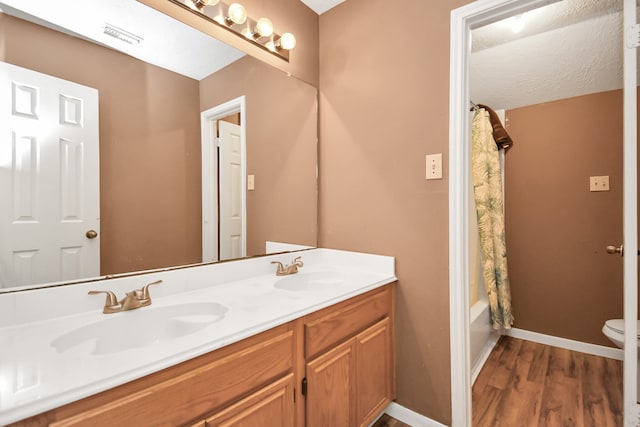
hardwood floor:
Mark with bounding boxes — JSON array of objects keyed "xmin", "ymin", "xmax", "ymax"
[
  {"xmin": 372, "ymin": 413, "xmax": 412, "ymax": 427},
  {"xmin": 472, "ymin": 336, "xmax": 623, "ymax": 427}
]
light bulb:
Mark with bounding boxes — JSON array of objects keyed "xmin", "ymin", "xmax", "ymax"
[
  {"xmin": 278, "ymin": 32, "xmax": 296, "ymax": 50},
  {"xmin": 227, "ymin": 3, "xmax": 247, "ymax": 25},
  {"xmin": 191, "ymin": 0, "xmax": 218, "ymax": 9},
  {"xmin": 254, "ymin": 17, "xmax": 273, "ymax": 38},
  {"xmin": 511, "ymin": 14, "xmax": 525, "ymax": 33}
]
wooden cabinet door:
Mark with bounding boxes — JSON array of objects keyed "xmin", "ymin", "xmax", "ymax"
[
  {"xmin": 356, "ymin": 318, "xmax": 393, "ymax": 426},
  {"xmin": 205, "ymin": 374, "xmax": 295, "ymax": 427},
  {"xmin": 305, "ymin": 339, "xmax": 356, "ymax": 427}
]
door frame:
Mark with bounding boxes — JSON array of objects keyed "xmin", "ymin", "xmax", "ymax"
[
  {"xmin": 622, "ymin": 0, "xmax": 638, "ymax": 420},
  {"xmin": 201, "ymin": 96, "xmax": 247, "ymax": 262},
  {"xmin": 449, "ymin": 0, "xmax": 638, "ymax": 426}
]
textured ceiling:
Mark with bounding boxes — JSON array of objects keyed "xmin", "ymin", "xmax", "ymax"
[
  {"xmin": 299, "ymin": 0, "xmax": 346, "ymax": 15},
  {"xmin": 472, "ymin": 0, "xmax": 621, "ymax": 51},
  {"xmin": 471, "ymin": 0, "xmax": 626, "ymax": 111}
]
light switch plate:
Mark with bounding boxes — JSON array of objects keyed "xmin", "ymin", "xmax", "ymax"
[
  {"xmin": 426, "ymin": 153, "xmax": 443, "ymax": 180},
  {"xmin": 589, "ymin": 175, "xmax": 609, "ymax": 192},
  {"xmin": 248, "ymin": 174, "xmax": 255, "ymax": 191}
]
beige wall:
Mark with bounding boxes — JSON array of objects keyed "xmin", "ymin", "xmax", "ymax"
[
  {"xmin": 140, "ymin": 0, "xmax": 319, "ymax": 86},
  {"xmin": 12, "ymin": 1, "xmax": 624, "ymax": 424},
  {"xmin": 199, "ymin": 56, "xmax": 318, "ymax": 256},
  {"xmin": 1, "ymin": 13, "xmax": 203, "ymax": 275},
  {"xmin": 505, "ymin": 90, "xmax": 624, "ymax": 347},
  {"xmin": 318, "ymin": 0, "xmax": 470, "ymax": 424}
]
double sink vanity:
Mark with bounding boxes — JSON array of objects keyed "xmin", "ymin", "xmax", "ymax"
[
  {"xmin": 0, "ymin": 1, "xmax": 395, "ymax": 424},
  {"xmin": 0, "ymin": 248, "xmax": 397, "ymax": 426}
]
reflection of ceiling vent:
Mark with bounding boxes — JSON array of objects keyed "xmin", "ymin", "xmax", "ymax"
[{"xmin": 103, "ymin": 24, "xmax": 143, "ymax": 45}]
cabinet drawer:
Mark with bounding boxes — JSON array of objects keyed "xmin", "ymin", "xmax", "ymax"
[
  {"xmin": 304, "ymin": 286, "xmax": 391, "ymax": 359},
  {"xmin": 204, "ymin": 374, "xmax": 295, "ymax": 427},
  {"xmin": 49, "ymin": 328, "xmax": 294, "ymax": 427}
]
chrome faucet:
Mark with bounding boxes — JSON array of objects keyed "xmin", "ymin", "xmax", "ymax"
[
  {"xmin": 271, "ymin": 256, "xmax": 304, "ymax": 276},
  {"xmin": 89, "ymin": 280, "xmax": 162, "ymax": 314}
]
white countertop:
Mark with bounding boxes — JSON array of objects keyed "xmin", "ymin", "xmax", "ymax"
[{"xmin": 0, "ymin": 248, "xmax": 396, "ymax": 425}]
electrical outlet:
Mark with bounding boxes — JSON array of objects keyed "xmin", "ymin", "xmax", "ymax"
[
  {"xmin": 426, "ymin": 154, "xmax": 443, "ymax": 180},
  {"xmin": 589, "ymin": 176, "xmax": 609, "ymax": 192}
]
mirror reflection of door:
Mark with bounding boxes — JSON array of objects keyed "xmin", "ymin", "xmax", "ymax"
[
  {"xmin": 218, "ymin": 118, "xmax": 243, "ymax": 260},
  {"xmin": 0, "ymin": 61, "xmax": 100, "ymax": 288},
  {"xmin": 201, "ymin": 99, "xmax": 246, "ymax": 263}
]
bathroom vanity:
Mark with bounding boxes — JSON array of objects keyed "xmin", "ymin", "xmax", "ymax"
[{"xmin": 0, "ymin": 249, "xmax": 396, "ymax": 426}]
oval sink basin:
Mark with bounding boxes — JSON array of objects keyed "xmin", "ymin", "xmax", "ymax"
[
  {"xmin": 274, "ymin": 272, "xmax": 344, "ymax": 291},
  {"xmin": 51, "ymin": 302, "xmax": 228, "ymax": 355}
]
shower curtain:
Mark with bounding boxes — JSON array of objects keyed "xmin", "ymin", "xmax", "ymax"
[{"xmin": 471, "ymin": 108, "xmax": 514, "ymax": 330}]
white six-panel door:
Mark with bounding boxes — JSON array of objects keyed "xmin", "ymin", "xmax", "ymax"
[
  {"xmin": 0, "ymin": 61, "xmax": 99, "ymax": 288},
  {"xmin": 218, "ymin": 120, "xmax": 243, "ymax": 260}
]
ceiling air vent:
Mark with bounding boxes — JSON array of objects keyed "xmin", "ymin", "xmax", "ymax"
[{"xmin": 103, "ymin": 24, "xmax": 143, "ymax": 45}]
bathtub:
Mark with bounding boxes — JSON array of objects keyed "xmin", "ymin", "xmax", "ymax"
[{"xmin": 470, "ymin": 298, "xmax": 500, "ymax": 383}]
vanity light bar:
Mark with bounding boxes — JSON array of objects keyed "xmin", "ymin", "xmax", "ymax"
[
  {"xmin": 103, "ymin": 24, "xmax": 143, "ymax": 45},
  {"xmin": 169, "ymin": 0, "xmax": 295, "ymax": 62}
]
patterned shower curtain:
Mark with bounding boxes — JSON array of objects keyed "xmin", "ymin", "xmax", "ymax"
[{"xmin": 471, "ymin": 108, "xmax": 514, "ymax": 330}]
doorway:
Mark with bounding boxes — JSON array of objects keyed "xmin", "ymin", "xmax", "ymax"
[
  {"xmin": 449, "ymin": 0, "xmax": 638, "ymax": 425},
  {"xmin": 201, "ymin": 96, "xmax": 247, "ymax": 262}
]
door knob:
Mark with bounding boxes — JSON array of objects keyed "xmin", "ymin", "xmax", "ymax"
[
  {"xmin": 606, "ymin": 244, "xmax": 623, "ymax": 255},
  {"xmin": 86, "ymin": 229, "xmax": 98, "ymax": 239}
]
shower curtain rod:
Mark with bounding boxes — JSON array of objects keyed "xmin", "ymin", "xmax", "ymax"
[{"xmin": 470, "ymin": 102, "xmax": 513, "ymax": 150}]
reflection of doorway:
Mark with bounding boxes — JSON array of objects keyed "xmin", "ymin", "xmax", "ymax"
[
  {"xmin": 201, "ymin": 96, "xmax": 246, "ymax": 262},
  {"xmin": 0, "ymin": 61, "xmax": 100, "ymax": 288}
]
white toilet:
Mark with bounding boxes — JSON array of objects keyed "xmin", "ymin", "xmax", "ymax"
[
  {"xmin": 602, "ymin": 319, "xmax": 640, "ymax": 400},
  {"xmin": 602, "ymin": 319, "xmax": 640, "ymax": 348}
]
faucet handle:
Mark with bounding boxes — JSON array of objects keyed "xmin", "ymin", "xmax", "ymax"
[
  {"xmin": 271, "ymin": 261, "xmax": 285, "ymax": 275},
  {"xmin": 88, "ymin": 290, "xmax": 122, "ymax": 314},
  {"xmin": 139, "ymin": 280, "xmax": 163, "ymax": 302},
  {"xmin": 292, "ymin": 256, "xmax": 303, "ymax": 267}
]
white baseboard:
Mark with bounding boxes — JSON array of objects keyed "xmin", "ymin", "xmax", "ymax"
[
  {"xmin": 506, "ymin": 328, "xmax": 623, "ymax": 360},
  {"xmin": 471, "ymin": 333, "xmax": 500, "ymax": 384},
  {"xmin": 383, "ymin": 402, "xmax": 447, "ymax": 427}
]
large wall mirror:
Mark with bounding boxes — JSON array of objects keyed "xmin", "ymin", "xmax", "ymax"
[{"xmin": 0, "ymin": 0, "xmax": 318, "ymax": 292}]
